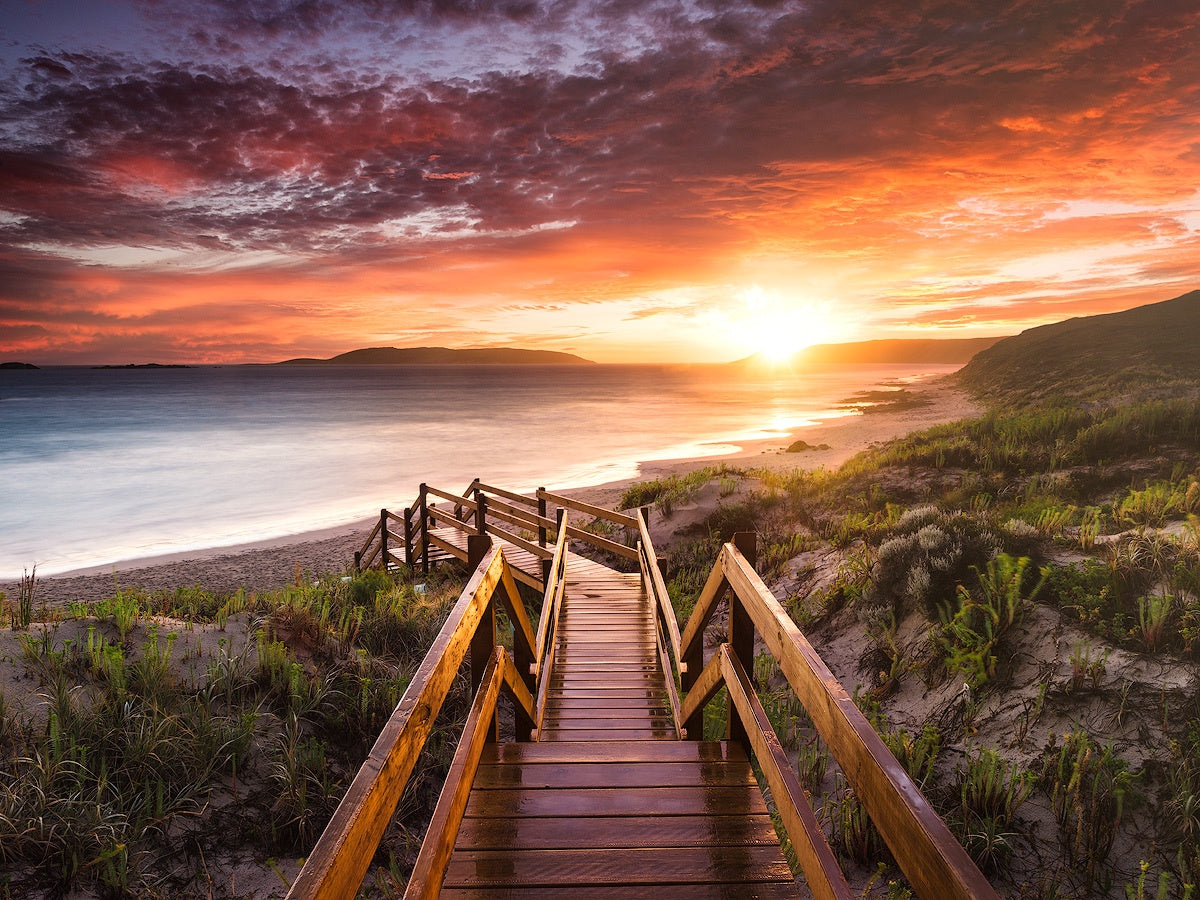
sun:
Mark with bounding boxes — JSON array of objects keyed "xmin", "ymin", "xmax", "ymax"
[{"xmin": 734, "ymin": 286, "xmax": 846, "ymax": 364}]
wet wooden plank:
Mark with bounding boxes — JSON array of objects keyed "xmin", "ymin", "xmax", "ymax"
[
  {"xmin": 472, "ymin": 761, "xmax": 756, "ymax": 789},
  {"xmin": 545, "ymin": 695, "xmax": 667, "ymax": 708},
  {"xmin": 441, "ymin": 884, "xmax": 800, "ymax": 899},
  {"xmin": 464, "ymin": 785, "xmax": 768, "ymax": 817},
  {"xmin": 443, "ymin": 846, "xmax": 794, "ymax": 887},
  {"xmin": 481, "ymin": 741, "xmax": 745, "ymax": 764},
  {"xmin": 536, "ymin": 727, "xmax": 678, "ymax": 741},
  {"xmin": 455, "ymin": 813, "xmax": 779, "ymax": 850}
]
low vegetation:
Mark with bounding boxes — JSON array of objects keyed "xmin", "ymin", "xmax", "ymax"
[{"xmin": 0, "ymin": 565, "xmax": 470, "ymax": 897}]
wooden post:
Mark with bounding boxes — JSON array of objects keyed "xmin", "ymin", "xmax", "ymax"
[
  {"xmin": 403, "ymin": 507, "xmax": 413, "ymax": 567},
  {"xmin": 353, "ymin": 551, "xmax": 362, "ymax": 574},
  {"xmin": 475, "ymin": 490, "xmax": 488, "ymax": 537},
  {"xmin": 467, "ymin": 534, "xmax": 492, "ymax": 570},
  {"xmin": 538, "ymin": 488, "xmax": 550, "ymax": 585},
  {"xmin": 728, "ymin": 531, "xmax": 757, "ymax": 750},
  {"xmin": 379, "ymin": 509, "xmax": 389, "ymax": 572},
  {"xmin": 419, "ymin": 484, "xmax": 429, "ymax": 575},
  {"xmin": 469, "ymin": 534, "xmax": 498, "ymax": 740}
]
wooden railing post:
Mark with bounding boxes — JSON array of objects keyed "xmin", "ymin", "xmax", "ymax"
[
  {"xmin": 538, "ymin": 488, "xmax": 550, "ymax": 585},
  {"xmin": 469, "ymin": 535, "xmax": 498, "ymax": 740},
  {"xmin": 419, "ymin": 484, "xmax": 429, "ymax": 575},
  {"xmin": 728, "ymin": 531, "xmax": 757, "ymax": 750},
  {"xmin": 379, "ymin": 509, "xmax": 389, "ymax": 572},
  {"xmin": 403, "ymin": 507, "xmax": 413, "ymax": 567},
  {"xmin": 475, "ymin": 489, "xmax": 488, "ymax": 537}
]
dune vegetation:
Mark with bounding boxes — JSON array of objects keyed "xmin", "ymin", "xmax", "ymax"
[
  {"xmin": 620, "ymin": 378, "xmax": 1200, "ymax": 896},
  {"xmin": 0, "ymin": 565, "xmax": 477, "ymax": 897}
]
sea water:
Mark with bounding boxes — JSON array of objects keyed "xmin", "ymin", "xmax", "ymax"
[{"xmin": 0, "ymin": 363, "xmax": 958, "ymax": 577}]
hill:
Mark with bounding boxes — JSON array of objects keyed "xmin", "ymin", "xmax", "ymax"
[
  {"xmin": 957, "ymin": 289, "xmax": 1200, "ymax": 404},
  {"xmin": 794, "ymin": 337, "xmax": 1004, "ymax": 365},
  {"xmin": 280, "ymin": 346, "xmax": 593, "ymax": 366}
]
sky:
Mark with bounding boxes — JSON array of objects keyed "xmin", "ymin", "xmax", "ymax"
[{"xmin": 1, "ymin": 0, "xmax": 1199, "ymax": 364}]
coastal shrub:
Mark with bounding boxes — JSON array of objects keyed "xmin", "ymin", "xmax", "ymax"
[
  {"xmin": 699, "ymin": 497, "xmax": 763, "ymax": 542},
  {"xmin": 825, "ymin": 775, "xmax": 883, "ymax": 865},
  {"xmin": 616, "ymin": 465, "xmax": 742, "ymax": 514},
  {"xmin": 0, "ymin": 558, "xmax": 472, "ymax": 896},
  {"xmin": 864, "ymin": 506, "xmax": 999, "ymax": 621},
  {"xmin": 664, "ymin": 536, "xmax": 722, "ymax": 624},
  {"xmin": 1116, "ymin": 480, "xmax": 1193, "ymax": 528}
]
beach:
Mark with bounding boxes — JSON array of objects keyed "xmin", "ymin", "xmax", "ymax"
[{"xmin": 1, "ymin": 377, "xmax": 978, "ymax": 606}]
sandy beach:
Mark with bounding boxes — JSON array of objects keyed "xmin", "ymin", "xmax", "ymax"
[{"xmin": 1, "ymin": 377, "xmax": 978, "ymax": 606}]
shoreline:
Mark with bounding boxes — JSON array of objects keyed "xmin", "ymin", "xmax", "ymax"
[{"xmin": 1, "ymin": 377, "xmax": 978, "ymax": 606}]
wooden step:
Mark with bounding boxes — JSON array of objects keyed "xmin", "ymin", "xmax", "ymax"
[{"xmin": 446, "ymin": 741, "xmax": 798, "ymax": 896}]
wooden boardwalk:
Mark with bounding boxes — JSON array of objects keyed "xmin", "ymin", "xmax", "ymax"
[{"xmin": 441, "ymin": 554, "xmax": 800, "ymax": 897}]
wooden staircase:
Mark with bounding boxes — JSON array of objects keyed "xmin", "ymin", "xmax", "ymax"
[
  {"xmin": 292, "ymin": 482, "xmax": 1000, "ymax": 899},
  {"xmin": 441, "ymin": 553, "xmax": 798, "ymax": 896}
]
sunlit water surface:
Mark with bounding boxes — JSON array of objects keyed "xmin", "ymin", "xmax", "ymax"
[{"xmin": 0, "ymin": 363, "xmax": 958, "ymax": 576}]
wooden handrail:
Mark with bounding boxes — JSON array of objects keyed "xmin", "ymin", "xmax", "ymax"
[
  {"xmin": 483, "ymin": 520, "xmax": 554, "ymax": 560},
  {"xmin": 404, "ymin": 646, "xmax": 534, "ymax": 898},
  {"xmin": 680, "ymin": 542, "xmax": 998, "ymax": 900},
  {"xmin": 638, "ymin": 512, "xmax": 682, "ymax": 667},
  {"xmin": 561, "ymin": 521, "xmax": 639, "ymax": 561},
  {"xmin": 474, "ymin": 481, "xmax": 539, "ymax": 509},
  {"xmin": 678, "ymin": 645, "xmax": 852, "ymax": 900},
  {"xmin": 537, "ymin": 488, "xmax": 639, "ymax": 529},
  {"xmin": 286, "ymin": 546, "xmax": 517, "ymax": 899},
  {"xmin": 484, "ymin": 495, "xmax": 557, "ymax": 534},
  {"xmin": 532, "ymin": 512, "xmax": 570, "ymax": 730},
  {"xmin": 426, "ymin": 505, "xmax": 468, "ymax": 529},
  {"xmin": 426, "ymin": 484, "xmax": 479, "ymax": 512}
]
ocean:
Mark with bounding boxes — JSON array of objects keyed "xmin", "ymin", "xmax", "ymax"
[{"xmin": 0, "ymin": 362, "xmax": 958, "ymax": 577}]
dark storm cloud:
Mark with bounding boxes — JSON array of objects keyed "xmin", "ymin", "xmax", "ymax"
[
  {"xmin": 138, "ymin": 0, "xmax": 555, "ymax": 37},
  {"xmin": 3, "ymin": 0, "xmax": 1200, "ymax": 360},
  {"xmin": 7, "ymin": 0, "xmax": 1197, "ymax": 260}
]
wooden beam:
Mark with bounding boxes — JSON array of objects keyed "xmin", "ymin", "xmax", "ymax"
[
  {"xmin": 678, "ymin": 650, "xmax": 725, "ymax": 738},
  {"xmin": 720, "ymin": 646, "xmax": 852, "ymax": 900},
  {"xmin": 538, "ymin": 489, "xmax": 639, "ymax": 529}
]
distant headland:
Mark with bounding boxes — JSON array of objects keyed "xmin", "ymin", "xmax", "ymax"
[
  {"xmin": 278, "ymin": 346, "xmax": 594, "ymax": 366},
  {"xmin": 0, "ymin": 362, "xmax": 39, "ymax": 370},
  {"xmin": 91, "ymin": 363, "xmax": 192, "ymax": 369},
  {"xmin": 733, "ymin": 336, "xmax": 1006, "ymax": 368}
]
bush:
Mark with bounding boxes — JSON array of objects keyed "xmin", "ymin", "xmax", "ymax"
[{"xmin": 864, "ymin": 506, "xmax": 999, "ymax": 620}]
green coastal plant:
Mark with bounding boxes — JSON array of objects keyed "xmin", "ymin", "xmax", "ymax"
[
  {"xmin": 1138, "ymin": 594, "xmax": 1174, "ymax": 652},
  {"xmin": 1042, "ymin": 730, "xmax": 1139, "ymax": 890},
  {"xmin": 941, "ymin": 554, "xmax": 1045, "ymax": 690},
  {"xmin": 954, "ymin": 746, "xmax": 1033, "ymax": 871}
]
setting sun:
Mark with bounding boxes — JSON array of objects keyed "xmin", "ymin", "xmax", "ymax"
[{"xmin": 734, "ymin": 287, "xmax": 851, "ymax": 364}]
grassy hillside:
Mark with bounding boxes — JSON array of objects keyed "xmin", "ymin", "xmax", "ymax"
[
  {"xmin": 796, "ymin": 337, "xmax": 1005, "ymax": 365},
  {"xmin": 958, "ymin": 290, "xmax": 1200, "ymax": 404}
]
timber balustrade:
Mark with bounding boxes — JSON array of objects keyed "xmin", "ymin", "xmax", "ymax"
[
  {"xmin": 354, "ymin": 479, "xmax": 641, "ymax": 585},
  {"xmin": 318, "ymin": 484, "xmax": 997, "ymax": 898},
  {"xmin": 677, "ymin": 536, "xmax": 998, "ymax": 900},
  {"xmin": 286, "ymin": 543, "xmax": 535, "ymax": 899}
]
